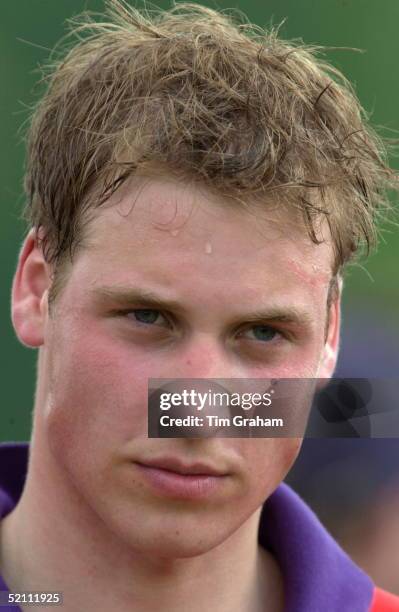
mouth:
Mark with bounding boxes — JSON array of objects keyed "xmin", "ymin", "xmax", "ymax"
[
  {"xmin": 136, "ymin": 456, "xmax": 228, "ymax": 476},
  {"xmin": 134, "ymin": 457, "xmax": 230, "ymax": 499}
]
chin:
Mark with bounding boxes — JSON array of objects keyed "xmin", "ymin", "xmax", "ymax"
[
  {"xmin": 136, "ymin": 533, "xmax": 230, "ymax": 560},
  {"xmin": 108, "ymin": 513, "xmax": 238, "ymax": 560}
]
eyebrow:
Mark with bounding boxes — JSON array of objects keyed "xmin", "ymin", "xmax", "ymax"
[
  {"xmin": 90, "ymin": 285, "xmax": 313, "ymax": 328},
  {"xmin": 240, "ymin": 308, "xmax": 313, "ymax": 328},
  {"xmin": 90, "ymin": 286, "xmax": 185, "ymax": 313}
]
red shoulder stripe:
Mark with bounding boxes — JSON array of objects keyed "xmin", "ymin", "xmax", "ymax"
[{"xmin": 371, "ymin": 588, "xmax": 399, "ymax": 611}]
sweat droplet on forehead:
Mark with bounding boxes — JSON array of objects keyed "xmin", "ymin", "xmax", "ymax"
[{"xmin": 205, "ymin": 242, "xmax": 212, "ymax": 254}]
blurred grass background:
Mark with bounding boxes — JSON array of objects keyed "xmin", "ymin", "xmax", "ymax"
[{"xmin": 1, "ymin": 0, "xmax": 398, "ymax": 440}]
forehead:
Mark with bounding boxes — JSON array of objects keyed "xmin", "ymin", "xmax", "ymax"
[{"xmin": 77, "ymin": 175, "xmax": 333, "ymax": 296}]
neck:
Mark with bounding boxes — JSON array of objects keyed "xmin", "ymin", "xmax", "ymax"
[{"xmin": 0, "ymin": 433, "xmax": 283, "ymax": 612}]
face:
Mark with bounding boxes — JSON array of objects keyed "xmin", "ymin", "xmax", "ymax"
[{"xmin": 12, "ymin": 174, "xmax": 340, "ymax": 558}]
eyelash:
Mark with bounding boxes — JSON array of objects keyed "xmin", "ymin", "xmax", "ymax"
[
  {"xmin": 118, "ymin": 308, "xmax": 173, "ymax": 328},
  {"xmin": 237, "ymin": 324, "xmax": 285, "ymax": 343},
  {"xmin": 117, "ymin": 308, "xmax": 288, "ymax": 344}
]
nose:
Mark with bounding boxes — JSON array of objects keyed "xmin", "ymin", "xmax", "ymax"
[
  {"xmin": 148, "ymin": 370, "xmax": 258, "ymax": 438},
  {"xmin": 148, "ymin": 336, "xmax": 241, "ymax": 437},
  {"xmin": 170, "ymin": 334, "xmax": 241, "ymax": 380}
]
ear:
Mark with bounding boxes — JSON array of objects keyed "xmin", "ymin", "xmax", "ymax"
[
  {"xmin": 11, "ymin": 228, "xmax": 53, "ymax": 348},
  {"xmin": 317, "ymin": 276, "xmax": 342, "ymax": 380}
]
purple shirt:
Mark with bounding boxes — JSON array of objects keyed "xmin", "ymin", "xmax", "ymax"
[{"xmin": 0, "ymin": 442, "xmax": 374, "ymax": 611}]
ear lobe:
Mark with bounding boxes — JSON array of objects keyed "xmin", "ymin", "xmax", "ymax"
[{"xmin": 11, "ymin": 228, "xmax": 52, "ymax": 348}]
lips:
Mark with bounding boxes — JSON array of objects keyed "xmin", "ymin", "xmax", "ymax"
[
  {"xmin": 134, "ymin": 459, "xmax": 228, "ymax": 500},
  {"xmin": 135, "ymin": 456, "xmax": 227, "ymax": 477}
]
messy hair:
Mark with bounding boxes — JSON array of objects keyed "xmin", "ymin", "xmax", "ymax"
[{"xmin": 23, "ymin": 0, "xmax": 397, "ymax": 304}]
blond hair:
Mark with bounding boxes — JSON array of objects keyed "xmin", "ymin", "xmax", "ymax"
[{"xmin": 23, "ymin": 0, "xmax": 397, "ymax": 303}]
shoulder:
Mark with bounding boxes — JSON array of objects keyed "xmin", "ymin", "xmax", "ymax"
[{"xmin": 370, "ymin": 588, "xmax": 399, "ymax": 611}]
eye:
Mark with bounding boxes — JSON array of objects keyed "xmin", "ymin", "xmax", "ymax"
[
  {"xmin": 240, "ymin": 325, "xmax": 280, "ymax": 343},
  {"xmin": 127, "ymin": 309, "xmax": 169, "ymax": 327}
]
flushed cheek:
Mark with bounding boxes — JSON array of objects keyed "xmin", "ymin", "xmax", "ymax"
[
  {"xmin": 244, "ymin": 439, "xmax": 301, "ymax": 499},
  {"xmin": 278, "ymin": 438, "xmax": 302, "ymax": 473},
  {"xmin": 45, "ymin": 322, "xmax": 152, "ymax": 468}
]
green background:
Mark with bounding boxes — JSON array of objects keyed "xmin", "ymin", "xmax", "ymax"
[{"xmin": 1, "ymin": 1, "xmax": 398, "ymax": 440}]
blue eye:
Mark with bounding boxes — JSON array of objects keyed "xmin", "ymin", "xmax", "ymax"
[
  {"xmin": 244, "ymin": 325, "xmax": 278, "ymax": 342},
  {"xmin": 131, "ymin": 309, "xmax": 165, "ymax": 325}
]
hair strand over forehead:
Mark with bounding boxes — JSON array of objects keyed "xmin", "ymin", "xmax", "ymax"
[{"xmin": 22, "ymin": 0, "xmax": 399, "ymax": 299}]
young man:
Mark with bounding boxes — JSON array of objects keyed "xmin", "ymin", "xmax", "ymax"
[{"xmin": 0, "ymin": 1, "xmax": 398, "ymax": 610}]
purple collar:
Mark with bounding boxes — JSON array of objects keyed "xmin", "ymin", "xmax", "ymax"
[
  {"xmin": 0, "ymin": 442, "xmax": 373, "ymax": 611},
  {"xmin": 258, "ymin": 482, "xmax": 373, "ymax": 611}
]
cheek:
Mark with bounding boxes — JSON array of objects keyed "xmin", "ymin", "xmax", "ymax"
[
  {"xmin": 243, "ymin": 438, "xmax": 302, "ymax": 501},
  {"xmin": 44, "ymin": 319, "xmax": 153, "ymax": 469}
]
